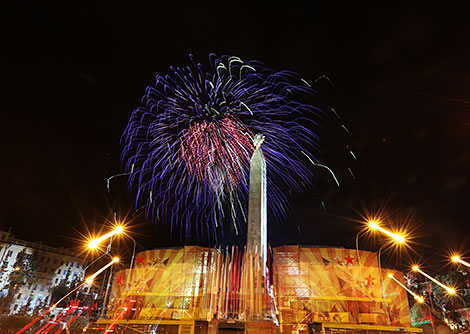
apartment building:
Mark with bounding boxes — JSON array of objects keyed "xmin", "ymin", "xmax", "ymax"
[{"xmin": 0, "ymin": 230, "xmax": 85, "ymax": 314}]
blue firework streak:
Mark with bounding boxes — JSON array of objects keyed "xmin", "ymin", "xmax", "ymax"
[{"xmin": 121, "ymin": 54, "xmax": 322, "ymax": 240}]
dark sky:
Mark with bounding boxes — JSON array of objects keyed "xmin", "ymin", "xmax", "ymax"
[{"xmin": 1, "ymin": 2, "xmax": 469, "ymax": 272}]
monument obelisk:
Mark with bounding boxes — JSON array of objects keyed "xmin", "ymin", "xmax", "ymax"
[
  {"xmin": 246, "ymin": 134, "xmax": 267, "ymax": 265},
  {"xmin": 244, "ymin": 134, "xmax": 268, "ymax": 322}
]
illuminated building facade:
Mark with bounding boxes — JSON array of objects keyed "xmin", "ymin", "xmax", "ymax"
[
  {"xmin": 0, "ymin": 230, "xmax": 85, "ymax": 315},
  {"xmin": 95, "ymin": 245, "xmax": 421, "ymax": 334}
]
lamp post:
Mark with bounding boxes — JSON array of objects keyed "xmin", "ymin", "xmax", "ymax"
[
  {"xmin": 127, "ymin": 235, "xmax": 137, "ymax": 271},
  {"xmin": 86, "ymin": 225, "xmax": 124, "ymax": 321},
  {"xmin": 124, "ymin": 235, "xmax": 137, "ymax": 297},
  {"xmin": 450, "ymin": 256, "xmax": 470, "ymax": 326},
  {"xmin": 367, "ymin": 221, "xmax": 406, "ymax": 325},
  {"xmin": 421, "ymin": 302, "xmax": 436, "ymax": 334},
  {"xmin": 450, "ymin": 294, "xmax": 470, "ymax": 327},
  {"xmin": 377, "ymin": 244, "xmax": 389, "ymax": 324},
  {"xmin": 355, "ymin": 229, "xmax": 368, "ymax": 295},
  {"xmin": 355, "ymin": 229, "xmax": 367, "ymax": 268}
]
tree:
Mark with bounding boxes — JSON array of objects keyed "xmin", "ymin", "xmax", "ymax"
[
  {"xmin": 409, "ymin": 270, "xmax": 470, "ymax": 329},
  {"xmin": 0, "ymin": 249, "xmax": 40, "ymax": 315},
  {"xmin": 51, "ymin": 269, "xmax": 82, "ymax": 307},
  {"xmin": 7, "ymin": 249, "xmax": 39, "ymax": 297}
]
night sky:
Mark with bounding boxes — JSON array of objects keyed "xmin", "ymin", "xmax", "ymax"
[{"xmin": 1, "ymin": 2, "xmax": 469, "ymax": 272}]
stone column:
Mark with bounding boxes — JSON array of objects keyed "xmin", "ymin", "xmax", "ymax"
[{"xmin": 246, "ymin": 134, "xmax": 267, "ymax": 266}]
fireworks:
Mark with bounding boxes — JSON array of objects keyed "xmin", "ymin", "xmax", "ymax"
[{"xmin": 121, "ymin": 54, "xmax": 322, "ymax": 239}]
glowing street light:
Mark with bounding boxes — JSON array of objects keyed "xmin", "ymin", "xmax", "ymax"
[
  {"xmin": 16, "ymin": 257, "xmax": 119, "ymax": 334},
  {"xmin": 412, "ymin": 265, "xmax": 456, "ymax": 294},
  {"xmin": 88, "ymin": 226, "xmax": 124, "ymax": 249},
  {"xmin": 451, "ymin": 255, "xmax": 470, "ymax": 268},
  {"xmin": 85, "ymin": 257, "xmax": 119, "ymax": 284},
  {"xmin": 388, "ymin": 273, "xmax": 424, "ymax": 303},
  {"xmin": 368, "ymin": 221, "xmax": 405, "ymax": 244}
]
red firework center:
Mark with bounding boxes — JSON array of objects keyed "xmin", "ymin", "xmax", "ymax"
[{"xmin": 180, "ymin": 116, "xmax": 254, "ymax": 189}]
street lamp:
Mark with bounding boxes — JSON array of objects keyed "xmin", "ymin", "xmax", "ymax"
[
  {"xmin": 84, "ymin": 224, "xmax": 123, "ymax": 274},
  {"xmin": 452, "ymin": 255, "xmax": 470, "ymax": 268},
  {"xmin": 88, "ymin": 226, "xmax": 124, "ymax": 249},
  {"xmin": 388, "ymin": 273, "xmax": 424, "ymax": 303},
  {"xmin": 368, "ymin": 221, "xmax": 406, "ymax": 244},
  {"xmin": 85, "ymin": 257, "xmax": 119, "ymax": 284},
  {"xmin": 364, "ymin": 221, "xmax": 406, "ymax": 325},
  {"xmin": 448, "ymin": 256, "xmax": 470, "ymax": 326},
  {"xmin": 412, "ymin": 265, "xmax": 456, "ymax": 294}
]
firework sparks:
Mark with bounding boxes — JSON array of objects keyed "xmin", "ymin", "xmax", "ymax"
[{"xmin": 121, "ymin": 54, "xmax": 322, "ymax": 239}]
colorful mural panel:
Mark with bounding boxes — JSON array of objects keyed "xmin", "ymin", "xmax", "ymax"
[
  {"xmin": 107, "ymin": 246, "xmax": 220, "ymax": 321},
  {"xmin": 273, "ymin": 246, "xmax": 411, "ymax": 331}
]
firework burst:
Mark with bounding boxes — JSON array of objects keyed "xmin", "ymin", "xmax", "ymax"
[{"xmin": 121, "ymin": 54, "xmax": 322, "ymax": 240}]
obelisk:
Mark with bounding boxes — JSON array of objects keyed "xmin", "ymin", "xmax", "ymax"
[{"xmin": 246, "ymin": 134, "xmax": 267, "ymax": 269}]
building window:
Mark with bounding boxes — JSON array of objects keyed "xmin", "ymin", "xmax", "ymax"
[
  {"xmin": 57, "ymin": 269, "xmax": 61, "ymax": 275},
  {"xmin": 75, "ymin": 263, "xmax": 79, "ymax": 268},
  {"xmin": 6, "ymin": 250, "xmax": 12, "ymax": 257},
  {"xmin": 40, "ymin": 256, "xmax": 44, "ymax": 262},
  {"xmin": 17, "ymin": 294, "xmax": 21, "ymax": 299},
  {"xmin": 13, "ymin": 304, "xmax": 18, "ymax": 311},
  {"xmin": 53, "ymin": 259, "xmax": 58, "ymax": 264},
  {"xmin": 55, "ymin": 278, "xmax": 58, "ymax": 284},
  {"xmin": 33, "ymin": 284, "xmax": 38, "ymax": 290},
  {"xmin": 46, "ymin": 258, "xmax": 50, "ymax": 263},
  {"xmin": 3, "ymin": 260, "xmax": 7, "ymax": 267}
]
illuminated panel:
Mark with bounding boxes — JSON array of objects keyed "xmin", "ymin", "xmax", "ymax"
[{"xmin": 272, "ymin": 246, "xmax": 412, "ymax": 331}]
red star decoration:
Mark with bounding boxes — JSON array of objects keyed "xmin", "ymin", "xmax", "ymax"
[
  {"xmin": 136, "ymin": 255, "xmax": 145, "ymax": 264},
  {"xmin": 115, "ymin": 274, "xmax": 124, "ymax": 285},
  {"xmin": 365, "ymin": 274, "xmax": 375, "ymax": 286},
  {"xmin": 344, "ymin": 255, "xmax": 355, "ymax": 265}
]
